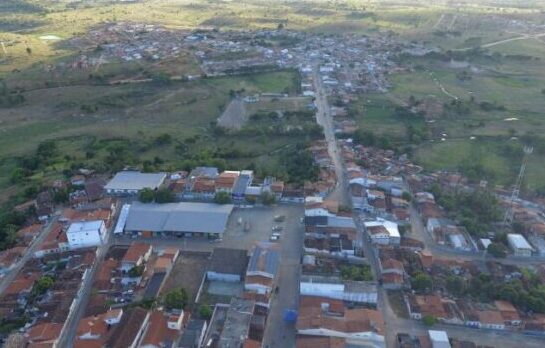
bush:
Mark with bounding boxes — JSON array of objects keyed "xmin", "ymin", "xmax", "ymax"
[
  {"xmin": 138, "ymin": 188, "xmax": 155, "ymax": 203},
  {"xmin": 422, "ymin": 315, "xmax": 436, "ymax": 326},
  {"xmin": 164, "ymin": 288, "xmax": 188, "ymax": 310},
  {"xmin": 198, "ymin": 304, "xmax": 213, "ymax": 319},
  {"xmin": 214, "ymin": 191, "xmax": 232, "ymax": 204},
  {"xmin": 487, "ymin": 242, "xmax": 507, "ymax": 258}
]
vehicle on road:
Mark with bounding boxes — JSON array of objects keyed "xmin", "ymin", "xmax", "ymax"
[
  {"xmin": 209, "ymin": 238, "xmax": 223, "ymax": 243},
  {"xmin": 272, "ymin": 225, "xmax": 283, "ymax": 232},
  {"xmin": 274, "ymin": 215, "xmax": 285, "ymax": 222}
]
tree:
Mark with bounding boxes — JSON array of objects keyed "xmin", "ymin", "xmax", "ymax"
[
  {"xmin": 411, "ymin": 273, "xmax": 432, "ymax": 292},
  {"xmin": 487, "ymin": 242, "xmax": 507, "ymax": 258},
  {"xmin": 422, "ymin": 315, "xmax": 437, "ymax": 326},
  {"xmin": 154, "ymin": 133, "xmax": 172, "ymax": 146},
  {"xmin": 139, "ymin": 188, "xmax": 155, "ymax": 203},
  {"xmin": 164, "ymin": 288, "xmax": 188, "ymax": 310},
  {"xmin": 33, "ymin": 275, "xmax": 54, "ymax": 295},
  {"xmin": 401, "ymin": 191, "xmax": 412, "ymax": 202},
  {"xmin": 445, "ymin": 275, "xmax": 466, "ymax": 297},
  {"xmin": 128, "ymin": 265, "xmax": 144, "ymax": 278},
  {"xmin": 260, "ymin": 191, "xmax": 277, "ymax": 206},
  {"xmin": 155, "ymin": 188, "xmax": 175, "ymax": 203},
  {"xmin": 214, "ymin": 191, "xmax": 232, "ymax": 204},
  {"xmin": 198, "ymin": 304, "xmax": 213, "ymax": 319}
]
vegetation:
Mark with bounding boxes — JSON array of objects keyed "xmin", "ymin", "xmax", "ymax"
[
  {"xmin": 260, "ymin": 191, "xmax": 277, "ymax": 206},
  {"xmin": 128, "ymin": 265, "xmax": 145, "ymax": 278},
  {"xmin": 411, "ymin": 272, "xmax": 433, "ymax": 293},
  {"xmin": 198, "ymin": 304, "xmax": 213, "ymax": 320},
  {"xmin": 340, "ymin": 264, "xmax": 373, "ymax": 281},
  {"xmin": 487, "ymin": 242, "xmax": 508, "ymax": 258},
  {"xmin": 422, "ymin": 315, "xmax": 437, "ymax": 326},
  {"xmin": 32, "ymin": 275, "xmax": 54, "ymax": 296},
  {"xmin": 214, "ymin": 191, "xmax": 232, "ymax": 204},
  {"xmin": 164, "ymin": 288, "xmax": 189, "ymax": 310}
]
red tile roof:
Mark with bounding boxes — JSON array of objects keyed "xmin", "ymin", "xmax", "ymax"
[{"xmin": 122, "ymin": 243, "xmax": 151, "ymax": 264}]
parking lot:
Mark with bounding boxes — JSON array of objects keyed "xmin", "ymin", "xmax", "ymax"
[{"xmin": 113, "ymin": 204, "xmax": 304, "ymax": 253}]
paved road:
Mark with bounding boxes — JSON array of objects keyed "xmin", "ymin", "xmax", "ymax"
[
  {"xmin": 262, "ymin": 205, "xmax": 304, "ymax": 348},
  {"xmin": 0, "ymin": 215, "xmax": 59, "ymax": 295},
  {"xmin": 312, "ymin": 66, "xmax": 350, "ymax": 207}
]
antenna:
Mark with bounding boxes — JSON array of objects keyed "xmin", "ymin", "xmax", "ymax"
[{"xmin": 503, "ymin": 146, "xmax": 533, "ymax": 225}]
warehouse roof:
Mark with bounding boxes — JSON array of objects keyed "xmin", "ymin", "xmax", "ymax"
[
  {"xmin": 507, "ymin": 233, "xmax": 533, "ymax": 250},
  {"xmin": 247, "ymin": 242, "xmax": 280, "ymax": 278},
  {"xmin": 104, "ymin": 171, "xmax": 166, "ymax": 191},
  {"xmin": 125, "ymin": 202, "xmax": 234, "ymax": 234}
]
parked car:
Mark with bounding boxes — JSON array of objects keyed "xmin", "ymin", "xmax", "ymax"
[{"xmin": 272, "ymin": 225, "xmax": 283, "ymax": 232}]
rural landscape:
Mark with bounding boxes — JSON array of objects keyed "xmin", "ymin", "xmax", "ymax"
[{"xmin": 0, "ymin": 1, "xmax": 544, "ymax": 348}]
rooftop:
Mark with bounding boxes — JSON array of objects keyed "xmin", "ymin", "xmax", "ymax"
[
  {"xmin": 104, "ymin": 171, "xmax": 166, "ymax": 191},
  {"xmin": 67, "ymin": 220, "xmax": 104, "ymax": 234},
  {"xmin": 125, "ymin": 202, "xmax": 234, "ymax": 234},
  {"xmin": 209, "ymin": 248, "xmax": 248, "ymax": 276},
  {"xmin": 247, "ymin": 242, "xmax": 280, "ymax": 278}
]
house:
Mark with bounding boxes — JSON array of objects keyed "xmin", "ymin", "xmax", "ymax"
[
  {"xmin": 140, "ymin": 310, "xmax": 180, "ymax": 348},
  {"xmin": 380, "ymin": 258, "xmax": 405, "ymax": 290},
  {"xmin": 365, "ymin": 219, "xmax": 400, "ymax": 245},
  {"xmin": 476, "ymin": 310, "xmax": 505, "ymax": 330},
  {"xmin": 66, "ymin": 220, "xmax": 106, "ymax": 249},
  {"xmin": 300, "ymin": 275, "xmax": 377, "ymax": 304},
  {"xmin": 124, "ymin": 202, "xmax": 234, "ymax": 238},
  {"xmin": 507, "ymin": 234, "xmax": 533, "ymax": 257},
  {"xmin": 215, "ymin": 171, "xmax": 240, "ymax": 193},
  {"xmin": 428, "ymin": 330, "xmax": 451, "ymax": 348},
  {"xmin": 233, "ymin": 170, "xmax": 253, "ymax": 201},
  {"xmin": 245, "ymin": 242, "xmax": 280, "ymax": 308},
  {"xmin": 104, "ymin": 171, "xmax": 166, "ymax": 195},
  {"xmin": 120, "ymin": 242, "xmax": 153, "ymax": 273},
  {"xmin": 407, "ymin": 294, "xmax": 447, "ymax": 320},
  {"xmin": 296, "ymin": 296, "xmax": 385, "ymax": 346},
  {"xmin": 179, "ymin": 319, "xmax": 207, "ymax": 348},
  {"xmin": 0, "ymin": 247, "xmax": 26, "ymax": 273},
  {"xmin": 25, "ymin": 322, "xmax": 63, "ymax": 347},
  {"xmin": 207, "ymin": 248, "xmax": 248, "ymax": 282},
  {"xmin": 105, "ymin": 307, "xmax": 150, "ymax": 348},
  {"xmin": 494, "ymin": 300, "xmax": 521, "ymax": 326},
  {"xmin": 76, "ymin": 309, "xmax": 123, "ymax": 342},
  {"xmin": 203, "ymin": 298, "xmax": 256, "ymax": 348}
]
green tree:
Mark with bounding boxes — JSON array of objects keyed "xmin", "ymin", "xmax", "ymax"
[
  {"xmin": 128, "ymin": 265, "xmax": 144, "ymax": 278},
  {"xmin": 422, "ymin": 315, "xmax": 437, "ymax": 326},
  {"xmin": 445, "ymin": 275, "xmax": 466, "ymax": 297},
  {"xmin": 411, "ymin": 273, "xmax": 432, "ymax": 292},
  {"xmin": 487, "ymin": 242, "xmax": 507, "ymax": 258},
  {"xmin": 214, "ymin": 191, "xmax": 232, "ymax": 204},
  {"xmin": 33, "ymin": 276, "xmax": 54, "ymax": 295},
  {"xmin": 155, "ymin": 188, "xmax": 175, "ymax": 203},
  {"xmin": 402, "ymin": 191, "xmax": 412, "ymax": 202},
  {"xmin": 139, "ymin": 188, "xmax": 155, "ymax": 203},
  {"xmin": 260, "ymin": 191, "xmax": 277, "ymax": 206},
  {"xmin": 164, "ymin": 288, "xmax": 188, "ymax": 310},
  {"xmin": 198, "ymin": 304, "xmax": 213, "ymax": 319}
]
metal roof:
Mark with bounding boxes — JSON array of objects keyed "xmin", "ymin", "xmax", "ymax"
[
  {"xmin": 125, "ymin": 202, "xmax": 234, "ymax": 234},
  {"xmin": 507, "ymin": 233, "xmax": 533, "ymax": 250},
  {"xmin": 67, "ymin": 220, "xmax": 104, "ymax": 234},
  {"xmin": 247, "ymin": 242, "xmax": 280, "ymax": 277},
  {"xmin": 104, "ymin": 171, "xmax": 166, "ymax": 191}
]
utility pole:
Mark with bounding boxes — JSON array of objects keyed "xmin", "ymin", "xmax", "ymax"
[{"xmin": 503, "ymin": 146, "xmax": 533, "ymax": 225}]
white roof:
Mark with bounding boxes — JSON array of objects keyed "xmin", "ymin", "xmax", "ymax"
[
  {"xmin": 428, "ymin": 330, "xmax": 449, "ymax": 343},
  {"xmin": 114, "ymin": 204, "xmax": 131, "ymax": 234},
  {"xmin": 364, "ymin": 219, "xmax": 400, "ymax": 238},
  {"xmin": 508, "ymin": 233, "xmax": 533, "ymax": 250},
  {"xmin": 67, "ymin": 220, "xmax": 104, "ymax": 234},
  {"xmin": 105, "ymin": 171, "xmax": 166, "ymax": 191}
]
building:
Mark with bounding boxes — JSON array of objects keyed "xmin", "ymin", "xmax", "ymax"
[
  {"xmin": 204, "ymin": 298, "xmax": 257, "ymax": 348},
  {"xmin": 125, "ymin": 202, "xmax": 234, "ymax": 238},
  {"xmin": 25, "ymin": 323, "xmax": 63, "ymax": 347},
  {"xmin": 476, "ymin": 310, "xmax": 505, "ymax": 330},
  {"xmin": 215, "ymin": 171, "xmax": 240, "ymax": 194},
  {"xmin": 296, "ymin": 296, "xmax": 385, "ymax": 347},
  {"xmin": 104, "ymin": 171, "xmax": 166, "ymax": 195},
  {"xmin": 66, "ymin": 220, "xmax": 106, "ymax": 249},
  {"xmin": 245, "ymin": 242, "xmax": 280, "ymax": 306},
  {"xmin": 207, "ymin": 248, "xmax": 248, "ymax": 282},
  {"xmin": 364, "ymin": 219, "xmax": 400, "ymax": 245},
  {"xmin": 428, "ymin": 330, "xmax": 451, "ymax": 348},
  {"xmin": 300, "ymin": 275, "xmax": 378, "ymax": 304},
  {"xmin": 105, "ymin": 307, "xmax": 150, "ymax": 348},
  {"xmin": 140, "ymin": 310, "xmax": 181, "ymax": 348},
  {"xmin": 179, "ymin": 319, "xmax": 207, "ymax": 348},
  {"xmin": 120, "ymin": 242, "xmax": 153, "ymax": 273},
  {"xmin": 233, "ymin": 170, "xmax": 253, "ymax": 201},
  {"xmin": 507, "ymin": 233, "xmax": 533, "ymax": 257}
]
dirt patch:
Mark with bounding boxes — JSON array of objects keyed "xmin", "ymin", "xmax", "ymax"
[
  {"xmin": 217, "ymin": 98, "xmax": 247, "ymax": 129},
  {"xmin": 160, "ymin": 251, "xmax": 210, "ymax": 308}
]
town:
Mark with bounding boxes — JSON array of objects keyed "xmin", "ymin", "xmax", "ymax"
[{"xmin": 1, "ymin": 2, "xmax": 545, "ymax": 348}]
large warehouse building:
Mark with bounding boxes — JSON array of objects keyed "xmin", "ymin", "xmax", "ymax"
[
  {"xmin": 104, "ymin": 171, "xmax": 167, "ymax": 195},
  {"xmin": 124, "ymin": 202, "xmax": 234, "ymax": 238}
]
